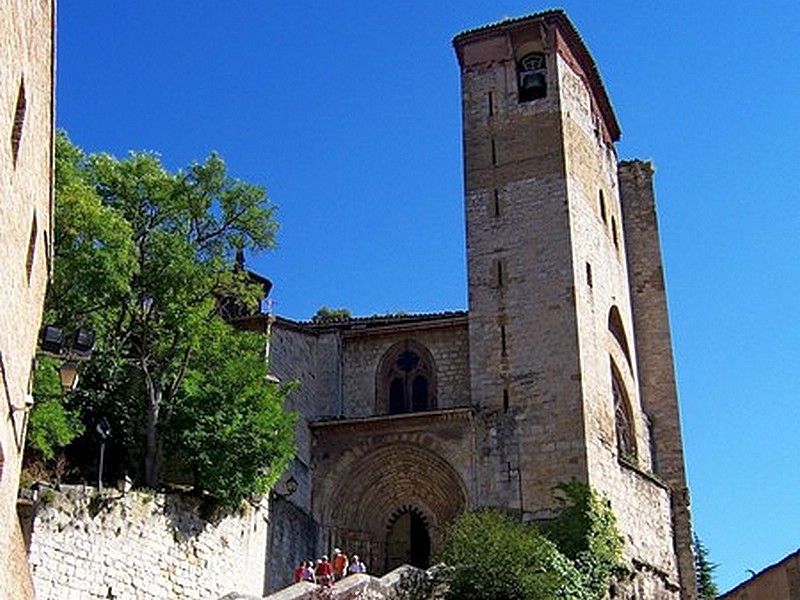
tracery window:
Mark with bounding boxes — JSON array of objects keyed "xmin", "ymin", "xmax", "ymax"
[
  {"xmin": 611, "ymin": 363, "xmax": 637, "ymax": 462},
  {"xmin": 380, "ymin": 342, "xmax": 436, "ymax": 415}
]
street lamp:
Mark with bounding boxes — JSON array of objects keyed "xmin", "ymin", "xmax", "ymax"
[
  {"xmin": 39, "ymin": 324, "xmax": 95, "ymax": 393},
  {"xmin": 58, "ymin": 361, "xmax": 80, "ymax": 392},
  {"xmin": 96, "ymin": 417, "xmax": 112, "ymax": 494}
]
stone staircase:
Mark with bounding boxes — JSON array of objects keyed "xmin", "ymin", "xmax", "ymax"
[{"xmin": 220, "ymin": 565, "xmax": 430, "ymax": 600}]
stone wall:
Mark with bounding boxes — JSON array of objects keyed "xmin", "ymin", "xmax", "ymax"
[
  {"xmin": 341, "ymin": 319, "xmax": 470, "ymax": 417},
  {"xmin": 0, "ymin": 0, "xmax": 54, "ymax": 597},
  {"xmin": 28, "ymin": 486, "xmax": 268, "ymax": 600}
]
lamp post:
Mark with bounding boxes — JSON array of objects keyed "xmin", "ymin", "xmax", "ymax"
[{"xmin": 96, "ymin": 417, "xmax": 112, "ymax": 494}]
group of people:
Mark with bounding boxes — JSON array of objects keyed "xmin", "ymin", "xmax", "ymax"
[{"xmin": 294, "ymin": 548, "xmax": 367, "ymax": 586}]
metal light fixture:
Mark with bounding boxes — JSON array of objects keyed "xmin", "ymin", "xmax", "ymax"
[
  {"xmin": 39, "ymin": 324, "xmax": 96, "ymax": 393},
  {"xmin": 40, "ymin": 325, "xmax": 64, "ymax": 354},
  {"xmin": 73, "ymin": 327, "xmax": 95, "ymax": 356},
  {"xmin": 58, "ymin": 361, "xmax": 80, "ymax": 392}
]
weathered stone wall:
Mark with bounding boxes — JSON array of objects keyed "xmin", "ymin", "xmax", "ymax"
[
  {"xmin": 555, "ymin": 50, "xmax": 679, "ymax": 590},
  {"xmin": 455, "ymin": 23, "xmax": 588, "ymax": 516},
  {"xmin": 265, "ymin": 495, "xmax": 319, "ymax": 594},
  {"xmin": 455, "ymin": 13, "xmax": 691, "ymax": 598},
  {"xmin": 0, "ymin": 0, "xmax": 54, "ymax": 597},
  {"xmin": 28, "ymin": 486, "xmax": 268, "ymax": 600},
  {"xmin": 620, "ymin": 160, "xmax": 697, "ymax": 598},
  {"xmin": 340, "ymin": 319, "xmax": 470, "ymax": 417}
]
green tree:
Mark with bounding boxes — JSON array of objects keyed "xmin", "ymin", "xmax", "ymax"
[
  {"xmin": 313, "ymin": 306, "xmax": 352, "ymax": 322},
  {"xmin": 169, "ymin": 319, "xmax": 295, "ymax": 510},
  {"xmin": 694, "ymin": 534, "xmax": 719, "ymax": 600},
  {"xmin": 439, "ymin": 509, "xmax": 590, "ymax": 600},
  {"xmin": 27, "ymin": 356, "xmax": 84, "ymax": 461},
  {"xmin": 43, "ymin": 132, "xmax": 293, "ymax": 505},
  {"xmin": 541, "ymin": 480, "xmax": 624, "ymax": 599}
]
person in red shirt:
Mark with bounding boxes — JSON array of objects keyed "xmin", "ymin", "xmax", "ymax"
[{"xmin": 316, "ymin": 556, "xmax": 333, "ymax": 586}]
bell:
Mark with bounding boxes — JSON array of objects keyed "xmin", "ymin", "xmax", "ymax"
[{"xmin": 519, "ymin": 71, "xmax": 546, "ymax": 101}]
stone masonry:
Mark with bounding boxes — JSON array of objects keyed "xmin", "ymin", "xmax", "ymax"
[
  {"xmin": 28, "ymin": 486, "xmax": 269, "ymax": 600},
  {"xmin": 0, "ymin": 0, "xmax": 55, "ymax": 597},
  {"xmin": 265, "ymin": 10, "xmax": 697, "ymax": 600}
]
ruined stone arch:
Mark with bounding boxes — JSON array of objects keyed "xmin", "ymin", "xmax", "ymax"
[
  {"xmin": 320, "ymin": 442, "xmax": 466, "ymax": 575},
  {"xmin": 376, "ymin": 340, "xmax": 437, "ymax": 414}
]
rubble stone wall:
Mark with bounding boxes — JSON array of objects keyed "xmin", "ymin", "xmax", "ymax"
[{"xmin": 28, "ymin": 486, "xmax": 268, "ymax": 600}]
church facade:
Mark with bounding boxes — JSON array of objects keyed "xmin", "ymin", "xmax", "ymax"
[{"xmin": 266, "ymin": 11, "xmax": 696, "ymax": 599}]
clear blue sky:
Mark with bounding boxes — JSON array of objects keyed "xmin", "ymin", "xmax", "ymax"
[{"xmin": 57, "ymin": 2, "xmax": 800, "ymax": 593}]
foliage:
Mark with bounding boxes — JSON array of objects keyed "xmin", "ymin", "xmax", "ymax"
[
  {"xmin": 694, "ymin": 534, "xmax": 719, "ymax": 600},
  {"xmin": 313, "ymin": 306, "xmax": 352, "ymax": 322},
  {"xmin": 169, "ymin": 320, "xmax": 296, "ymax": 511},
  {"xmin": 541, "ymin": 480, "xmax": 624, "ymax": 600},
  {"xmin": 44, "ymin": 132, "xmax": 294, "ymax": 508},
  {"xmin": 439, "ymin": 509, "xmax": 590, "ymax": 600},
  {"xmin": 27, "ymin": 357, "xmax": 84, "ymax": 460},
  {"xmin": 436, "ymin": 482, "xmax": 624, "ymax": 600}
]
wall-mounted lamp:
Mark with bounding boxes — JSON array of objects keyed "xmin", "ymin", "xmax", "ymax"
[{"xmin": 285, "ymin": 475, "xmax": 299, "ymax": 496}]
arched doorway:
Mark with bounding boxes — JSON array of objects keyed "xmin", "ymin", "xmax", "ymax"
[{"xmin": 386, "ymin": 507, "xmax": 431, "ymax": 571}]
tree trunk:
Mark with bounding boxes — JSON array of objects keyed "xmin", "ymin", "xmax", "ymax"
[{"xmin": 143, "ymin": 383, "xmax": 161, "ymax": 488}]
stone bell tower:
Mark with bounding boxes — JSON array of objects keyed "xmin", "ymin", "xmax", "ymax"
[{"xmin": 454, "ymin": 11, "xmax": 696, "ymax": 598}]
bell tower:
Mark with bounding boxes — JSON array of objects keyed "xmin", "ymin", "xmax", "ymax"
[{"xmin": 454, "ymin": 11, "xmax": 696, "ymax": 599}]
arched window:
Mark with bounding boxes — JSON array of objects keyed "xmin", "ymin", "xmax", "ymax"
[
  {"xmin": 378, "ymin": 342, "xmax": 436, "ymax": 415},
  {"xmin": 611, "ymin": 362, "xmax": 637, "ymax": 462},
  {"xmin": 607, "ymin": 306, "xmax": 632, "ymax": 368}
]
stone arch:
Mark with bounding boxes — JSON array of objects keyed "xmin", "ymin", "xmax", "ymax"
[
  {"xmin": 322, "ymin": 442, "xmax": 466, "ymax": 575},
  {"xmin": 376, "ymin": 340, "xmax": 437, "ymax": 414},
  {"xmin": 608, "ymin": 305, "xmax": 632, "ymax": 369},
  {"xmin": 385, "ymin": 505, "xmax": 431, "ymax": 571}
]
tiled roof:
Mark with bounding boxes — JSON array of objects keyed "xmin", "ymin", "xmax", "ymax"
[{"xmin": 277, "ymin": 310, "xmax": 467, "ymax": 332}]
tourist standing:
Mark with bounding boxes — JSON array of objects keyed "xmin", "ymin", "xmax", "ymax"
[
  {"xmin": 316, "ymin": 555, "xmax": 333, "ymax": 586},
  {"xmin": 348, "ymin": 555, "xmax": 366, "ymax": 575},
  {"xmin": 332, "ymin": 548, "xmax": 349, "ymax": 582},
  {"xmin": 300, "ymin": 560, "xmax": 316, "ymax": 583}
]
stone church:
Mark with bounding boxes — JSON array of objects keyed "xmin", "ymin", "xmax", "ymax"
[{"xmin": 265, "ymin": 10, "xmax": 697, "ymax": 599}]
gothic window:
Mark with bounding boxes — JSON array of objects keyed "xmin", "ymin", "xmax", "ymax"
[
  {"xmin": 518, "ymin": 52, "xmax": 547, "ymax": 102},
  {"xmin": 607, "ymin": 306, "xmax": 632, "ymax": 368},
  {"xmin": 379, "ymin": 342, "xmax": 436, "ymax": 415},
  {"xmin": 611, "ymin": 363, "xmax": 637, "ymax": 462}
]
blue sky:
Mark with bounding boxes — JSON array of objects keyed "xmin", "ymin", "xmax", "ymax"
[{"xmin": 57, "ymin": 2, "xmax": 800, "ymax": 592}]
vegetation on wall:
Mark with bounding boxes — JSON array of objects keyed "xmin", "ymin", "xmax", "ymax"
[
  {"xmin": 436, "ymin": 482, "xmax": 623, "ymax": 600},
  {"xmin": 27, "ymin": 132, "xmax": 295, "ymax": 511}
]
